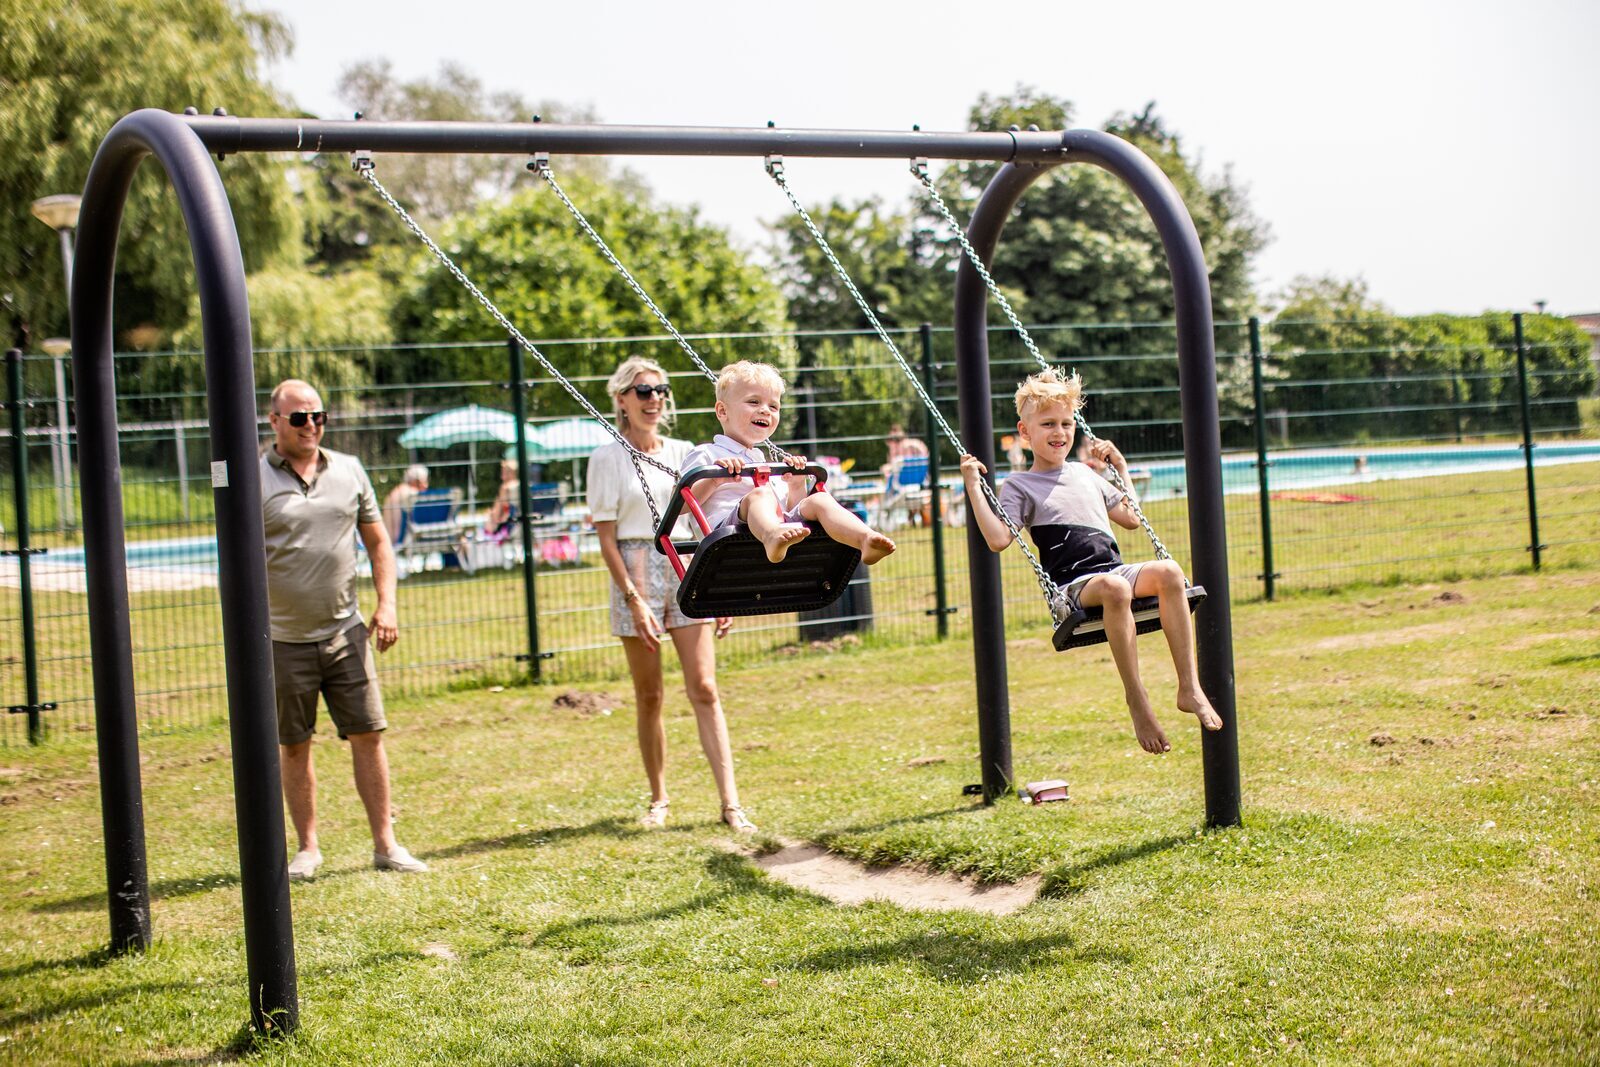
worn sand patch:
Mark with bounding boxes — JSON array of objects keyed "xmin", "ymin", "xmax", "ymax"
[
  {"xmin": 746, "ymin": 843, "xmax": 1040, "ymax": 916},
  {"xmin": 0, "ymin": 561, "xmax": 217, "ymax": 593}
]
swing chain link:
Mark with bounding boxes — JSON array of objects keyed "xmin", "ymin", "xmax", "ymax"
[
  {"xmin": 532, "ymin": 158, "xmax": 798, "ymax": 470},
  {"xmin": 355, "ymin": 158, "xmax": 677, "ymax": 529},
  {"xmin": 912, "ymin": 163, "xmax": 1171, "ymax": 563},
  {"xmin": 770, "ymin": 160, "xmax": 1067, "ymax": 620}
]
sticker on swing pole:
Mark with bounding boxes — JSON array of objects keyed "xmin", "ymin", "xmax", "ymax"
[{"xmin": 211, "ymin": 461, "xmax": 229, "ymax": 488}]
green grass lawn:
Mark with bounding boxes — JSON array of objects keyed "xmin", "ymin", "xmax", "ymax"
[{"xmin": 2, "ymin": 567, "xmax": 1597, "ymax": 1064}]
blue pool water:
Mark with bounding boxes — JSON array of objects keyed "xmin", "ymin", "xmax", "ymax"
[
  {"xmin": 1136, "ymin": 442, "xmax": 1600, "ymax": 498},
  {"xmin": 37, "ymin": 442, "xmax": 1600, "ymax": 572}
]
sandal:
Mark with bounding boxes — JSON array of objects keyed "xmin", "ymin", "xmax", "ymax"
[
  {"xmin": 641, "ymin": 800, "xmax": 669, "ymax": 829},
  {"xmin": 721, "ymin": 805, "xmax": 757, "ymax": 834}
]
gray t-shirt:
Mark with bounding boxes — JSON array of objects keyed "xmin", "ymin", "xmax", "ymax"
[
  {"xmin": 997, "ymin": 464, "xmax": 1126, "ymax": 584},
  {"xmin": 260, "ymin": 446, "xmax": 381, "ymax": 643}
]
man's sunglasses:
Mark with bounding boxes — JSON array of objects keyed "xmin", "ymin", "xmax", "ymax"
[
  {"xmin": 280, "ymin": 410, "xmax": 328, "ymax": 427},
  {"xmin": 626, "ymin": 384, "xmax": 672, "ymax": 400}
]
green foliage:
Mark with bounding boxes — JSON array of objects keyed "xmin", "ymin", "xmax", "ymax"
[
  {"xmin": 389, "ymin": 175, "xmax": 790, "ymax": 414},
  {"xmin": 1270, "ymin": 276, "xmax": 1597, "ymax": 442},
  {"xmin": 168, "ymin": 265, "xmax": 394, "ymax": 395},
  {"xmin": 0, "ymin": 0, "xmax": 303, "ymax": 344}
]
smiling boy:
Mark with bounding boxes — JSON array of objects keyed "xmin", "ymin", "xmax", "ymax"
[
  {"xmin": 682, "ymin": 360, "xmax": 895, "ymax": 566},
  {"xmin": 960, "ymin": 368, "xmax": 1222, "ymax": 755}
]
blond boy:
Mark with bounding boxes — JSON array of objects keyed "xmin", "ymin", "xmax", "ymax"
[
  {"xmin": 682, "ymin": 361, "xmax": 896, "ymax": 566},
  {"xmin": 960, "ymin": 369, "xmax": 1222, "ymax": 755}
]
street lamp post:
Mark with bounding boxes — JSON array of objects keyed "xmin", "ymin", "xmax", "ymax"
[{"xmin": 31, "ymin": 194, "xmax": 81, "ymax": 532}]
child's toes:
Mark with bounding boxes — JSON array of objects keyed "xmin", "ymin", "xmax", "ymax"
[{"xmin": 860, "ymin": 533, "xmax": 896, "ymax": 565}]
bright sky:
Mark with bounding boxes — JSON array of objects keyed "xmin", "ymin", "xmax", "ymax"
[{"xmin": 260, "ymin": 0, "xmax": 1599, "ymax": 317}]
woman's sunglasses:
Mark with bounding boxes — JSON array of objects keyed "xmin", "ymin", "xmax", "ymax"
[
  {"xmin": 626, "ymin": 384, "xmax": 672, "ymax": 400},
  {"xmin": 281, "ymin": 410, "xmax": 328, "ymax": 427}
]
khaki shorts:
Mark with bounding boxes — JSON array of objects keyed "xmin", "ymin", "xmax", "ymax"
[{"xmin": 273, "ymin": 621, "xmax": 387, "ymax": 745}]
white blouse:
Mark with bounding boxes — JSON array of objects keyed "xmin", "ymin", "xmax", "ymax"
[{"xmin": 586, "ymin": 437, "xmax": 693, "ymax": 541}]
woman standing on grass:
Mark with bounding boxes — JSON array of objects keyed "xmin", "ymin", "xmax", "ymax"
[{"xmin": 586, "ymin": 355, "xmax": 756, "ymax": 833}]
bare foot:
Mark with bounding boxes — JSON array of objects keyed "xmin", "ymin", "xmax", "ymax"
[
  {"xmin": 859, "ymin": 531, "xmax": 896, "ymax": 565},
  {"xmin": 1177, "ymin": 688, "xmax": 1223, "ymax": 731},
  {"xmin": 1128, "ymin": 699, "xmax": 1170, "ymax": 754},
  {"xmin": 763, "ymin": 522, "xmax": 810, "ymax": 563}
]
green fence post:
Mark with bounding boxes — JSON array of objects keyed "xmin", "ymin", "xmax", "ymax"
[
  {"xmin": 508, "ymin": 338, "xmax": 544, "ymax": 680},
  {"xmin": 921, "ymin": 323, "xmax": 949, "ymax": 638},
  {"xmin": 1513, "ymin": 313, "xmax": 1542, "ymax": 570},
  {"xmin": 1249, "ymin": 318, "xmax": 1276, "ymax": 601},
  {"xmin": 5, "ymin": 350, "xmax": 53, "ymax": 743}
]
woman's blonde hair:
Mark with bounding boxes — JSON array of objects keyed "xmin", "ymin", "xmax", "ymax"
[
  {"xmin": 715, "ymin": 360, "xmax": 786, "ymax": 402},
  {"xmin": 606, "ymin": 355, "xmax": 677, "ymax": 431},
  {"xmin": 1014, "ymin": 368, "xmax": 1085, "ymax": 420}
]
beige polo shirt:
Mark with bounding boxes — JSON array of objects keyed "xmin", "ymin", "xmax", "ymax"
[{"xmin": 260, "ymin": 446, "xmax": 381, "ymax": 643}]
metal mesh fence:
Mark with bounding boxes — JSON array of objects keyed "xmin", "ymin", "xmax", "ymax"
[{"xmin": 2, "ymin": 316, "xmax": 1596, "ymax": 745}]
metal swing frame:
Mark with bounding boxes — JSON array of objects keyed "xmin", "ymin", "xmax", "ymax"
[{"xmin": 69, "ymin": 111, "xmax": 1240, "ymax": 1038}]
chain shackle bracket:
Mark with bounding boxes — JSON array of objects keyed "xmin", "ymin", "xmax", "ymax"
[{"xmin": 527, "ymin": 151, "xmax": 550, "ymax": 173}]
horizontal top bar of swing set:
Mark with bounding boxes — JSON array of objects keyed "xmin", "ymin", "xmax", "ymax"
[{"xmin": 178, "ymin": 115, "xmax": 1072, "ymax": 161}]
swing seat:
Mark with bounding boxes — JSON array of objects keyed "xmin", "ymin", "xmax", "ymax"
[
  {"xmin": 1052, "ymin": 584, "xmax": 1206, "ymax": 652},
  {"xmin": 656, "ymin": 462, "xmax": 860, "ymax": 619}
]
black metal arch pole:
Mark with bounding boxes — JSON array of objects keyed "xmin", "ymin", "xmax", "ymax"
[
  {"xmin": 73, "ymin": 109, "xmax": 298, "ymax": 1032},
  {"xmin": 954, "ymin": 130, "xmax": 1241, "ymax": 826}
]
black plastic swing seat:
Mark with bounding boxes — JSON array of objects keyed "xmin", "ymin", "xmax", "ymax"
[
  {"xmin": 1052, "ymin": 584, "xmax": 1206, "ymax": 652},
  {"xmin": 674, "ymin": 521, "xmax": 861, "ymax": 618},
  {"xmin": 654, "ymin": 461, "xmax": 861, "ymax": 619}
]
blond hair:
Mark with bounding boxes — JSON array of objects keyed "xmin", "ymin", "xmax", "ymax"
[
  {"xmin": 715, "ymin": 360, "xmax": 786, "ymax": 403},
  {"xmin": 606, "ymin": 355, "xmax": 677, "ymax": 431},
  {"xmin": 1014, "ymin": 368, "xmax": 1085, "ymax": 420}
]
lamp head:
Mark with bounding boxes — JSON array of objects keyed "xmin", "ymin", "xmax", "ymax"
[
  {"xmin": 41, "ymin": 338, "xmax": 72, "ymax": 357},
  {"xmin": 30, "ymin": 194, "xmax": 82, "ymax": 231}
]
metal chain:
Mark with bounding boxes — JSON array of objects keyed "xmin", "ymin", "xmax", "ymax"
[
  {"xmin": 354, "ymin": 156, "xmax": 677, "ymax": 529},
  {"xmin": 912, "ymin": 163, "xmax": 1171, "ymax": 562},
  {"xmin": 531, "ymin": 158, "xmax": 796, "ymax": 467},
  {"xmin": 768, "ymin": 158, "xmax": 1066, "ymax": 619}
]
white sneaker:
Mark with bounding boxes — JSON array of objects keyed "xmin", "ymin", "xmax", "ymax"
[
  {"xmin": 373, "ymin": 845, "xmax": 429, "ymax": 873},
  {"xmin": 287, "ymin": 849, "xmax": 323, "ymax": 881}
]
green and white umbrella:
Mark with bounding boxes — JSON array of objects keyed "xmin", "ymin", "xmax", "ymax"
[{"xmin": 399, "ymin": 404, "xmax": 527, "ymax": 504}]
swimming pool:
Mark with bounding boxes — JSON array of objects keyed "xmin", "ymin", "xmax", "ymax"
[
  {"xmin": 1137, "ymin": 442, "xmax": 1600, "ymax": 498},
  {"xmin": 28, "ymin": 441, "xmax": 1600, "ymax": 574}
]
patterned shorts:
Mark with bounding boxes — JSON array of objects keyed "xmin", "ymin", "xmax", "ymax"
[{"xmin": 611, "ymin": 539, "xmax": 702, "ymax": 637}]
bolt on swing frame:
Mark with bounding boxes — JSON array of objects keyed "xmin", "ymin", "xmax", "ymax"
[{"xmin": 72, "ymin": 110, "xmax": 1241, "ymax": 1037}]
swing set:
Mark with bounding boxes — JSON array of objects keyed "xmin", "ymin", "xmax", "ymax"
[{"xmin": 68, "ymin": 110, "xmax": 1240, "ymax": 1035}]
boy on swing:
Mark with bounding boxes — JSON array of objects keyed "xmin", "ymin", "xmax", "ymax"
[
  {"xmin": 683, "ymin": 360, "xmax": 897, "ymax": 566},
  {"xmin": 960, "ymin": 369, "xmax": 1222, "ymax": 755}
]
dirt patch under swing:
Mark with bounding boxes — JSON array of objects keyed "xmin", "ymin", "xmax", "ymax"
[{"xmin": 744, "ymin": 842, "xmax": 1041, "ymax": 916}]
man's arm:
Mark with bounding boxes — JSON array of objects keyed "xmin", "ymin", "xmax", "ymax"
[{"xmin": 358, "ymin": 519, "xmax": 399, "ymax": 651}]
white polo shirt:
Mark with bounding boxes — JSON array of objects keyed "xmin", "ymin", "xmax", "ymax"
[{"xmin": 679, "ymin": 434, "xmax": 801, "ymax": 529}]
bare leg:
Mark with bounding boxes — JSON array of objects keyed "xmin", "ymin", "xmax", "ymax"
[
  {"xmin": 621, "ymin": 635, "xmax": 669, "ymax": 806},
  {"xmin": 669, "ymin": 622, "xmax": 741, "ymax": 811},
  {"xmin": 1079, "ymin": 575, "xmax": 1168, "ymax": 754},
  {"xmin": 279, "ymin": 739, "xmax": 319, "ymax": 852},
  {"xmin": 348, "ymin": 730, "xmax": 398, "ymax": 854},
  {"xmin": 1133, "ymin": 561, "xmax": 1222, "ymax": 731},
  {"xmin": 740, "ymin": 487, "xmax": 808, "ymax": 563},
  {"xmin": 795, "ymin": 493, "xmax": 896, "ymax": 564}
]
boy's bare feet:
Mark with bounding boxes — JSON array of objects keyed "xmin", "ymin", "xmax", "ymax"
[
  {"xmin": 1177, "ymin": 688, "xmax": 1223, "ymax": 731},
  {"xmin": 763, "ymin": 522, "xmax": 810, "ymax": 563},
  {"xmin": 859, "ymin": 532, "xmax": 896, "ymax": 565},
  {"xmin": 1128, "ymin": 697, "xmax": 1171, "ymax": 754}
]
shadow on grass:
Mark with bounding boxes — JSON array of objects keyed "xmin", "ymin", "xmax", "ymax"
[
  {"xmin": 816, "ymin": 805, "xmax": 979, "ymax": 839},
  {"xmin": 1040, "ymin": 834, "xmax": 1187, "ymax": 897},
  {"xmin": 33, "ymin": 873, "xmax": 243, "ymax": 915},
  {"xmin": 0, "ymin": 944, "xmax": 113, "ymax": 979},
  {"xmin": 419, "ymin": 815, "xmax": 633, "ymax": 862},
  {"xmin": 530, "ymin": 850, "xmax": 796, "ymax": 952},
  {"xmin": 794, "ymin": 928, "xmax": 1117, "ymax": 982}
]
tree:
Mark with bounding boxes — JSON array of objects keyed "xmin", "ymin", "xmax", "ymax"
[
  {"xmin": 0, "ymin": 0, "xmax": 303, "ymax": 345},
  {"xmin": 388, "ymin": 174, "xmax": 790, "ymax": 423}
]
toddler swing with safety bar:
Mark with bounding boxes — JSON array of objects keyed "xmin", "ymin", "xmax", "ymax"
[
  {"xmin": 767, "ymin": 155, "xmax": 1203, "ymax": 651},
  {"xmin": 356, "ymin": 148, "xmax": 861, "ymax": 620}
]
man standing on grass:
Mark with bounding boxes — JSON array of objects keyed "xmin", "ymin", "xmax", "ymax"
[{"xmin": 261, "ymin": 378, "xmax": 427, "ymax": 880}]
